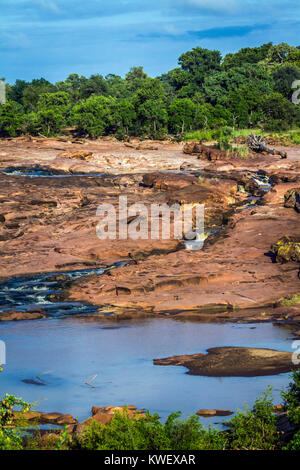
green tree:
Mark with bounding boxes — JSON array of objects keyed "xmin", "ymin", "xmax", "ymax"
[
  {"xmin": 222, "ymin": 43, "xmax": 272, "ymax": 70},
  {"xmin": 22, "ymin": 78, "xmax": 56, "ymax": 111},
  {"xmin": 168, "ymin": 98, "xmax": 196, "ymax": 134},
  {"xmin": 132, "ymin": 78, "xmax": 168, "ymax": 137},
  {"xmin": 125, "ymin": 66, "xmax": 148, "ymax": 93},
  {"xmin": 178, "ymin": 47, "xmax": 221, "ymax": 88},
  {"xmin": 114, "ymin": 99, "xmax": 137, "ymax": 139},
  {"xmin": 261, "ymin": 92, "xmax": 297, "ymax": 130},
  {"xmin": 0, "ymin": 101, "xmax": 24, "ymax": 137},
  {"xmin": 272, "ymin": 65, "xmax": 300, "ymax": 99},
  {"xmin": 203, "ymin": 64, "xmax": 273, "ymax": 105},
  {"xmin": 71, "ymin": 95, "xmax": 116, "ymax": 138}
]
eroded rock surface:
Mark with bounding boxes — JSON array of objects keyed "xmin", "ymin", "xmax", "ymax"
[
  {"xmin": 154, "ymin": 347, "xmax": 298, "ymax": 377},
  {"xmin": 0, "ymin": 138, "xmax": 300, "ymax": 329}
]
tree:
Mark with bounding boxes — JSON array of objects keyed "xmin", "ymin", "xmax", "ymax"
[
  {"xmin": 25, "ymin": 109, "xmax": 65, "ymax": 137},
  {"xmin": 22, "ymin": 78, "xmax": 56, "ymax": 111},
  {"xmin": 261, "ymin": 92, "xmax": 297, "ymax": 130},
  {"xmin": 105, "ymin": 74, "xmax": 128, "ymax": 99},
  {"xmin": 203, "ymin": 64, "xmax": 273, "ymax": 106},
  {"xmin": 0, "ymin": 101, "xmax": 24, "ymax": 137},
  {"xmin": 222, "ymin": 43, "xmax": 272, "ymax": 70},
  {"xmin": 37, "ymin": 91, "xmax": 70, "ymax": 109},
  {"xmin": 272, "ymin": 65, "xmax": 300, "ymax": 99},
  {"xmin": 264, "ymin": 43, "xmax": 299, "ymax": 68},
  {"xmin": 6, "ymin": 79, "xmax": 28, "ymax": 104},
  {"xmin": 71, "ymin": 95, "xmax": 116, "ymax": 138},
  {"xmin": 114, "ymin": 99, "xmax": 137, "ymax": 139},
  {"xmin": 132, "ymin": 78, "xmax": 168, "ymax": 137},
  {"xmin": 178, "ymin": 47, "xmax": 221, "ymax": 87},
  {"xmin": 168, "ymin": 98, "xmax": 196, "ymax": 134},
  {"xmin": 80, "ymin": 75, "xmax": 108, "ymax": 99},
  {"xmin": 125, "ymin": 67, "xmax": 148, "ymax": 93}
]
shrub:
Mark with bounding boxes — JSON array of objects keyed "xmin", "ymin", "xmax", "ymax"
[
  {"xmin": 281, "ymin": 370, "xmax": 300, "ymax": 425},
  {"xmin": 227, "ymin": 388, "xmax": 280, "ymax": 450},
  {"xmin": 71, "ymin": 409, "xmax": 227, "ymax": 451},
  {"xmin": 0, "ymin": 393, "xmax": 32, "ymax": 450}
]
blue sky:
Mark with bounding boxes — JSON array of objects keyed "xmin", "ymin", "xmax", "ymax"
[{"xmin": 1, "ymin": 0, "xmax": 299, "ymax": 84}]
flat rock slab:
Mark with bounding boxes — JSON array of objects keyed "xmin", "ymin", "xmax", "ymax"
[
  {"xmin": 196, "ymin": 409, "xmax": 233, "ymax": 417},
  {"xmin": 153, "ymin": 347, "xmax": 298, "ymax": 377},
  {"xmin": 0, "ymin": 310, "xmax": 46, "ymax": 321}
]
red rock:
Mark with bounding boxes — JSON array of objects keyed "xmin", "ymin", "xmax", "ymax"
[{"xmin": 0, "ymin": 310, "xmax": 45, "ymax": 321}]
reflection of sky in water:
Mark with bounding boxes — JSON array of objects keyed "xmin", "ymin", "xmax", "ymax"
[{"xmin": 0, "ymin": 318, "xmax": 295, "ymax": 425}]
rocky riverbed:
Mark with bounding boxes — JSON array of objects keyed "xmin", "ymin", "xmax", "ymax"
[{"xmin": 0, "ymin": 137, "xmax": 300, "ymax": 326}]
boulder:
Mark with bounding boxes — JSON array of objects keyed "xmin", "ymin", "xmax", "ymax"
[
  {"xmin": 284, "ymin": 188, "xmax": 300, "ymax": 213},
  {"xmin": 183, "ymin": 142, "xmax": 228, "ymax": 161},
  {"xmin": 271, "ymin": 235, "xmax": 300, "ymax": 263},
  {"xmin": 142, "ymin": 172, "xmax": 198, "ymax": 191}
]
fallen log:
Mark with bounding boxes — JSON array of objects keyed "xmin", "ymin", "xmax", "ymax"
[{"xmin": 248, "ymin": 133, "xmax": 287, "ymax": 159}]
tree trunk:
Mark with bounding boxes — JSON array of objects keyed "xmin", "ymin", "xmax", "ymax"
[{"xmin": 248, "ymin": 133, "xmax": 287, "ymax": 159}]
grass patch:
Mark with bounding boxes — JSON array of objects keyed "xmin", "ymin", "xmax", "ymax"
[
  {"xmin": 185, "ymin": 128, "xmax": 300, "ymax": 146},
  {"xmin": 280, "ymin": 293, "xmax": 300, "ymax": 306}
]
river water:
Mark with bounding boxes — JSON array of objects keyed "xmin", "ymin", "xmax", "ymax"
[{"xmin": 0, "ymin": 273, "xmax": 295, "ymax": 425}]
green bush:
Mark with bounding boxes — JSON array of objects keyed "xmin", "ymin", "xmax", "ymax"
[
  {"xmin": 0, "ymin": 393, "xmax": 32, "ymax": 450},
  {"xmin": 281, "ymin": 370, "xmax": 300, "ymax": 425},
  {"xmin": 226, "ymin": 388, "xmax": 280, "ymax": 450},
  {"xmin": 283, "ymin": 430, "xmax": 300, "ymax": 450},
  {"xmin": 71, "ymin": 409, "xmax": 227, "ymax": 451}
]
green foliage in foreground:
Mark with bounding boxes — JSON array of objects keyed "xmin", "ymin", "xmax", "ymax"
[
  {"xmin": 227, "ymin": 388, "xmax": 279, "ymax": 450},
  {"xmin": 71, "ymin": 411, "xmax": 227, "ymax": 451},
  {"xmin": 0, "ymin": 394, "xmax": 31, "ymax": 450},
  {"xmin": 1, "ymin": 370, "xmax": 300, "ymax": 450}
]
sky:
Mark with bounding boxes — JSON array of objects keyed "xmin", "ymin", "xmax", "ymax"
[{"xmin": 1, "ymin": 0, "xmax": 300, "ymax": 84}]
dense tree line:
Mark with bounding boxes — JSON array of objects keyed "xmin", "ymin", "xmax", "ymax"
[{"xmin": 1, "ymin": 42, "xmax": 300, "ymax": 139}]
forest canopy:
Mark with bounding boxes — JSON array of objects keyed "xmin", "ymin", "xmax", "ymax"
[{"xmin": 1, "ymin": 42, "xmax": 300, "ymax": 139}]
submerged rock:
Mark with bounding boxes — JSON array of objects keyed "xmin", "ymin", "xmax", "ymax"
[{"xmin": 153, "ymin": 346, "xmax": 298, "ymax": 377}]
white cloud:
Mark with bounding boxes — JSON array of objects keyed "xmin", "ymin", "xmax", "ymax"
[
  {"xmin": 186, "ymin": 0, "xmax": 239, "ymax": 12},
  {"xmin": 34, "ymin": 0, "xmax": 61, "ymax": 14},
  {"xmin": 1, "ymin": 31, "xmax": 31, "ymax": 49}
]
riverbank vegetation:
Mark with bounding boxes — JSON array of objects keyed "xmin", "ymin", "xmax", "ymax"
[
  {"xmin": 1, "ymin": 42, "xmax": 300, "ymax": 141},
  {"xmin": 1, "ymin": 369, "xmax": 299, "ymax": 450}
]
